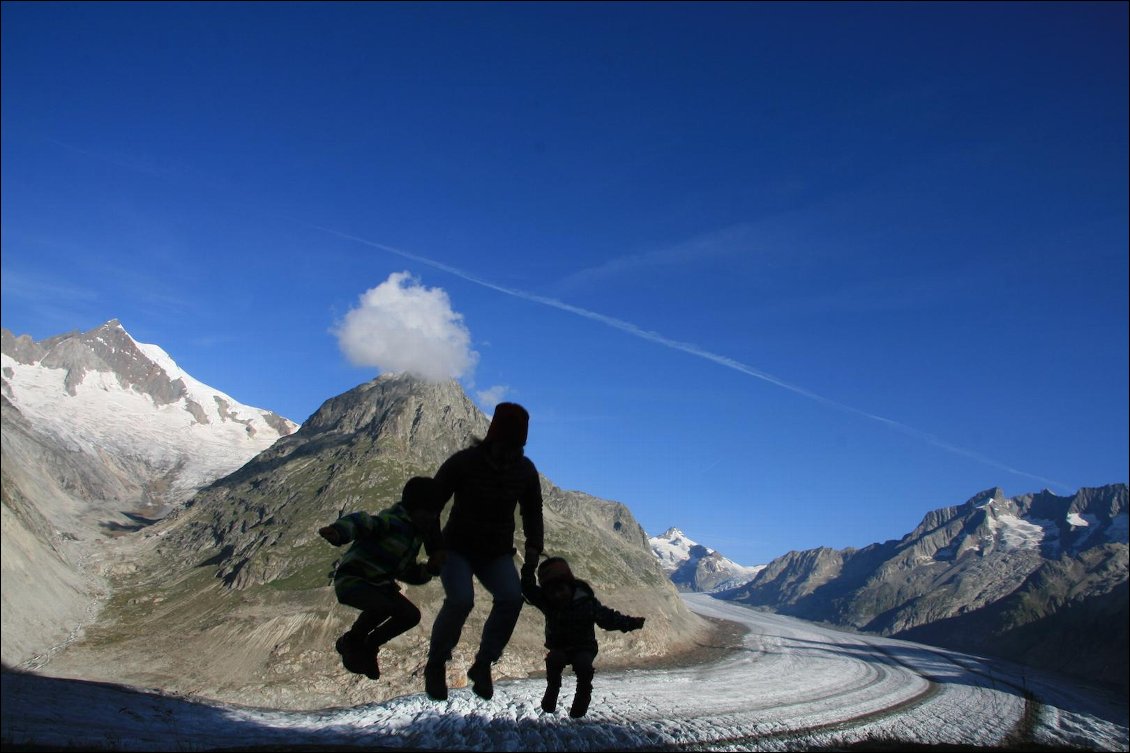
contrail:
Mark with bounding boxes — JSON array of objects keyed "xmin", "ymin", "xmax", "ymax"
[{"xmin": 311, "ymin": 224, "xmax": 1070, "ymax": 492}]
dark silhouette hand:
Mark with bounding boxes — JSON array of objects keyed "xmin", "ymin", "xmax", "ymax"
[
  {"xmin": 520, "ymin": 554, "xmax": 538, "ymax": 586},
  {"xmin": 319, "ymin": 526, "xmax": 342, "ymax": 546}
]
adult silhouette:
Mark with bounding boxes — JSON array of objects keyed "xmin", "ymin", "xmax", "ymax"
[{"xmin": 422, "ymin": 402, "xmax": 544, "ymax": 701}]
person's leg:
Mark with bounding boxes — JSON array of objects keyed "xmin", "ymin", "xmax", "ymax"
[
  {"xmin": 569, "ymin": 650, "xmax": 597, "ymax": 718},
  {"xmin": 367, "ymin": 590, "xmax": 422, "ymax": 647},
  {"xmin": 541, "ymin": 649, "xmax": 569, "ymax": 713},
  {"xmin": 425, "ymin": 552, "xmax": 475, "ymax": 700},
  {"xmin": 334, "ymin": 578, "xmax": 393, "ymax": 678},
  {"xmin": 347, "ymin": 589, "xmax": 421, "ymax": 681},
  {"xmin": 473, "ymin": 553, "xmax": 524, "ymax": 662},
  {"xmin": 466, "ymin": 553, "xmax": 523, "ymax": 699}
]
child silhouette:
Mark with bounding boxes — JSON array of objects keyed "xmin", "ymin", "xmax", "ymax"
[
  {"xmin": 319, "ymin": 476, "xmax": 443, "ymax": 679},
  {"xmin": 521, "ymin": 556, "xmax": 645, "ymax": 717}
]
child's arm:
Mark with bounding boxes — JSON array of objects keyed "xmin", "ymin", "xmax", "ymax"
[
  {"xmin": 395, "ymin": 525, "xmax": 436, "ymax": 585},
  {"xmin": 397, "ymin": 561, "xmax": 433, "ymax": 586},
  {"xmin": 318, "ymin": 511, "xmax": 384, "ymax": 546},
  {"xmin": 594, "ymin": 602, "xmax": 646, "ymax": 633}
]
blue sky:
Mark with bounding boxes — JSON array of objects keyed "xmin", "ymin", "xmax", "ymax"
[{"xmin": 3, "ymin": 2, "xmax": 1127, "ymax": 566}]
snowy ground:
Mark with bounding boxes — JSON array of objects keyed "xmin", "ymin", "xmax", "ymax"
[{"xmin": 2, "ymin": 594, "xmax": 1126, "ymax": 751}]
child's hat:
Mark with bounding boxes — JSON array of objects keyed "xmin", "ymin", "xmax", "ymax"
[
  {"xmin": 485, "ymin": 402, "xmax": 529, "ymax": 447},
  {"xmin": 402, "ymin": 476, "xmax": 440, "ymax": 512},
  {"xmin": 537, "ymin": 557, "xmax": 574, "ymax": 587}
]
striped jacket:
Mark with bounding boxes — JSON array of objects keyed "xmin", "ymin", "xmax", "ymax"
[{"xmin": 328, "ymin": 503, "xmax": 430, "ymax": 589}]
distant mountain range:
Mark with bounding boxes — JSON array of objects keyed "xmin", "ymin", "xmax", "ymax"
[
  {"xmin": 719, "ymin": 485, "xmax": 1128, "ymax": 691},
  {"xmin": 1, "ymin": 321, "xmax": 710, "ymax": 710},
  {"xmin": 648, "ymin": 527, "xmax": 764, "ymax": 592}
]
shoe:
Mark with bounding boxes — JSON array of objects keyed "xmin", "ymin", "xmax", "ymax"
[
  {"xmin": 540, "ymin": 685, "xmax": 559, "ymax": 713},
  {"xmin": 424, "ymin": 661, "xmax": 448, "ymax": 701},
  {"xmin": 467, "ymin": 660, "xmax": 494, "ymax": 700},
  {"xmin": 335, "ymin": 634, "xmax": 369, "ymax": 675},
  {"xmin": 569, "ymin": 688, "xmax": 591, "ymax": 719}
]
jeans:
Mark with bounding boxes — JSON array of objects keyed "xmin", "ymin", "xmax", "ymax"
[{"xmin": 428, "ymin": 550, "xmax": 523, "ymax": 665}]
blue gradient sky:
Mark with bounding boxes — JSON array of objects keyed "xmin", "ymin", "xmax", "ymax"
[{"xmin": 3, "ymin": 2, "xmax": 1127, "ymax": 565}]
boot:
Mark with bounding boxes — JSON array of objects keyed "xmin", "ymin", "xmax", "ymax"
[
  {"xmin": 335, "ymin": 633, "xmax": 370, "ymax": 675},
  {"xmin": 424, "ymin": 661, "xmax": 448, "ymax": 701},
  {"xmin": 467, "ymin": 658, "xmax": 494, "ymax": 700},
  {"xmin": 569, "ymin": 682, "xmax": 592, "ymax": 718},
  {"xmin": 540, "ymin": 681, "xmax": 560, "ymax": 713}
]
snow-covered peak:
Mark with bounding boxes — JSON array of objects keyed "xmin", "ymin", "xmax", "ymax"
[
  {"xmin": 1, "ymin": 321, "xmax": 299, "ymax": 511},
  {"xmin": 649, "ymin": 527, "xmax": 705, "ymax": 572},
  {"xmin": 930, "ymin": 487, "xmax": 1128, "ymax": 563},
  {"xmin": 649, "ymin": 527, "xmax": 764, "ymax": 592},
  {"xmin": 134, "ymin": 339, "xmax": 185, "ymax": 379}
]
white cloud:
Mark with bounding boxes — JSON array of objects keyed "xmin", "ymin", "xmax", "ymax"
[{"xmin": 333, "ymin": 272, "xmax": 478, "ymax": 381}]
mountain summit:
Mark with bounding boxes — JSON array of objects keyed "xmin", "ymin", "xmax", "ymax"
[{"xmin": 649, "ymin": 527, "xmax": 763, "ymax": 592}]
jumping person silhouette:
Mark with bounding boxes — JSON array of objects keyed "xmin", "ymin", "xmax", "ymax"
[
  {"xmin": 421, "ymin": 402, "xmax": 544, "ymax": 701},
  {"xmin": 522, "ymin": 556, "xmax": 645, "ymax": 717},
  {"xmin": 319, "ymin": 476, "xmax": 443, "ymax": 680}
]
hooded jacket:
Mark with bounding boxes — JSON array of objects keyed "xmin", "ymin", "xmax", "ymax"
[
  {"xmin": 522, "ymin": 578, "xmax": 639, "ymax": 652},
  {"xmin": 428, "ymin": 442, "xmax": 544, "ymax": 559},
  {"xmin": 328, "ymin": 503, "xmax": 431, "ymax": 590}
]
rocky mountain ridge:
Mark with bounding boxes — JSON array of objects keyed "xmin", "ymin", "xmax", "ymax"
[{"xmin": 721, "ymin": 485, "xmax": 1129, "ymax": 690}]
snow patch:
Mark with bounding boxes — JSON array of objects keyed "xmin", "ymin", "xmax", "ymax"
[
  {"xmin": 1066, "ymin": 512, "xmax": 1091, "ymax": 528},
  {"xmin": 986, "ymin": 511, "xmax": 1045, "ymax": 551}
]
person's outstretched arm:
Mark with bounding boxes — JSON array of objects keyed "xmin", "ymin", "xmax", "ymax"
[{"xmin": 594, "ymin": 600, "xmax": 646, "ymax": 633}]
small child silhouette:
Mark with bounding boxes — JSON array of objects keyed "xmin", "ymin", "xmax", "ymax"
[
  {"xmin": 521, "ymin": 556, "xmax": 645, "ymax": 718},
  {"xmin": 319, "ymin": 476, "xmax": 442, "ymax": 680}
]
